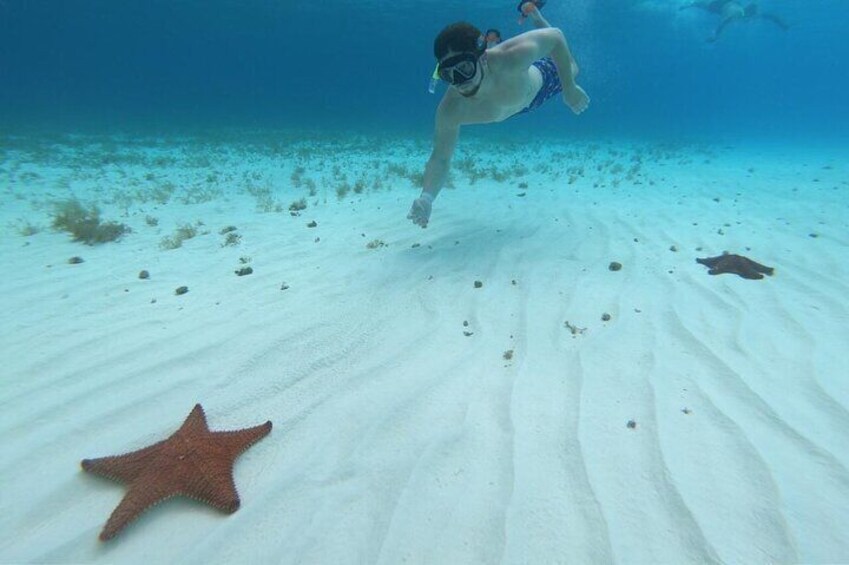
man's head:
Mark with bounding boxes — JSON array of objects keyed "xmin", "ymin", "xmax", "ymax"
[
  {"xmin": 434, "ymin": 22, "xmax": 485, "ymax": 61},
  {"xmin": 434, "ymin": 22, "xmax": 486, "ymax": 97}
]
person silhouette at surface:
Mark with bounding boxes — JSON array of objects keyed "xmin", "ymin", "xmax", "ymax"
[{"xmin": 680, "ymin": 0, "xmax": 789, "ymax": 42}]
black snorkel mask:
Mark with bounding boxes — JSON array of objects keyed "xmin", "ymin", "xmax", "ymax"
[
  {"xmin": 437, "ymin": 52, "xmax": 479, "ymax": 86},
  {"xmin": 428, "ymin": 33, "xmax": 486, "ymax": 94}
]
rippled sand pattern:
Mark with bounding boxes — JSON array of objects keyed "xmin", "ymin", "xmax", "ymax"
[{"xmin": 1, "ymin": 133, "xmax": 847, "ymax": 563}]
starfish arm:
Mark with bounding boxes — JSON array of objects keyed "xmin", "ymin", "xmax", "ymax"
[
  {"xmin": 171, "ymin": 423, "xmax": 271, "ymax": 513},
  {"xmin": 696, "ymin": 256, "xmax": 721, "ymax": 267},
  {"xmin": 211, "ymin": 421, "xmax": 273, "ymax": 456},
  {"xmin": 99, "ymin": 476, "xmax": 181, "ymax": 541},
  {"xmin": 82, "ymin": 439, "xmax": 170, "ymax": 483},
  {"xmin": 751, "ymin": 261, "xmax": 774, "ymax": 275},
  {"xmin": 740, "ymin": 268, "xmax": 764, "ymax": 280},
  {"xmin": 180, "ymin": 404, "xmax": 212, "ymax": 434},
  {"xmin": 181, "ymin": 464, "xmax": 242, "ymax": 513}
]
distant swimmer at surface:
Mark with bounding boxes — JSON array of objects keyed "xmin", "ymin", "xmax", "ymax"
[
  {"xmin": 485, "ymin": 28, "xmax": 503, "ymax": 48},
  {"xmin": 408, "ymin": 0, "xmax": 589, "ymax": 228},
  {"xmin": 679, "ymin": 0, "xmax": 789, "ymax": 43}
]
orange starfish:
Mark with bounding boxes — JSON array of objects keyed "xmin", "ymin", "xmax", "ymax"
[
  {"xmin": 81, "ymin": 404, "xmax": 272, "ymax": 541},
  {"xmin": 696, "ymin": 252, "xmax": 774, "ymax": 280}
]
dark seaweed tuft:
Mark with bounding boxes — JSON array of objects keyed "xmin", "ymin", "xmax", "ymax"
[{"xmin": 51, "ymin": 199, "xmax": 130, "ymax": 245}]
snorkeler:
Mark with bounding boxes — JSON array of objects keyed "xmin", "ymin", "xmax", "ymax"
[
  {"xmin": 485, "ymin": 28, "xmax": 503, "ymax": 48},
  {"xmin": 408, "ymin": 0, "xmax": 589, "ymax": 228},
  {"xmin": 679, "ymin": 0, "xmax": 789, "ymax": 42}
]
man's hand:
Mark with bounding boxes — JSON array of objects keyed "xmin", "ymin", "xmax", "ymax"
[
  {"xmin": 563, "ymin": 84, "xmax": 590, "ymax": 114},
  {"xmin": 407, "ymin": 194, "xmax": 433, "ymax": 228}
]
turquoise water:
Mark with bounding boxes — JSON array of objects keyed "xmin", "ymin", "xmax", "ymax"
[
  {"xmin": 2, "ymin": 3, "xmax": 849, "ymax": 560},
  {"xmin": 1, "ymin": 0, "xmax": 846, "ymax": 140}
]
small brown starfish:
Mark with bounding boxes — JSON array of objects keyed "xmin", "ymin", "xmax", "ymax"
[
  {"xmin": 696, "ymin": 252, "xmax": 774, "ymax": 280},
  {"xmin": 81, "ymin": 404, "xmax": 272, "ymax": 541}
]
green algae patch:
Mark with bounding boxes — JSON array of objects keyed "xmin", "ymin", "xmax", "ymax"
[{"xmin": 51, "ymin": 199, "xmax": 130, "ymax": 245}]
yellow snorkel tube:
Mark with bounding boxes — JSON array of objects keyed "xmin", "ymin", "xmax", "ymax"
[{"xmin": 428, "ymin": 63, "xmax": 440, "ymax": 94}]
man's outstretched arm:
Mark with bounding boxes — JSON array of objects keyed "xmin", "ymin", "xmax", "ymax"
[
  {"xmin": 408, "ymin": 104, "xmax": 460, "ymax": 228},
  {"xmin": 422, "ymin": 106, "xmax": 460, "ymax": 201}
]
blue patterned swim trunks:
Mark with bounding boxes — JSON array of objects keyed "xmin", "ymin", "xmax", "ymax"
[{"xmin": 515, "ymin": 57, "xmax": 563, "ymax": 115}]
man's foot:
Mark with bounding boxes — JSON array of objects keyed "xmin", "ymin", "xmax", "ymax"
[
  {"xmin": 517, "ymin": 0, "xmax": 546, "ymax": 15},
  {"xmin": 517, "ymin": 0, "xmax": 546, "ymax": 23},
  {"xmin": 407, "ymin": 194, "xmax": 433, "ymax": 228}
]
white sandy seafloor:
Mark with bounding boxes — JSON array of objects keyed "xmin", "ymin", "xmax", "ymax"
[{"xmin": 0, "ymin": 131, "xmax": 847, "ymax": 564}]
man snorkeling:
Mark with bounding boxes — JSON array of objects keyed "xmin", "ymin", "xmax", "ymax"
[
  {"xmin": 408, "ymin": 0, "xmax": 589, "ymax": 228},
  {"xmin": 485, "ymin": 28, "xmax": 503, "ymax": 48},
  {"xmin": 679, "ymin": 0, "xmax": 789, "ymax": 42}
]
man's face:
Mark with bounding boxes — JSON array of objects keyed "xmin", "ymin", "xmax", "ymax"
[{"xmin": 439, "ymin": 49, "xmax": 484, "ymax": 98}]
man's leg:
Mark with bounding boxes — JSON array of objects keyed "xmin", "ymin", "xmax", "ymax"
[
  {"xmin": 708, "ymin": 15, "xmax": 736, "ymax": 42},
  {"xmin": 524, "ymin": 2, "xmax": 552, "ymax": 27},
  {"xmin": 760, "ymin": 12, "xmax": 789, "ymax": 31},
  {"xmin": 521, "ymin": 2, "xmax": 579, "ymax": 77}
]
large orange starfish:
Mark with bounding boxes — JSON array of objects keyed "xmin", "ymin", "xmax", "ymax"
[{"xmin": 81, "ymin": 404, "xmax": 272, "ymax": 541}]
